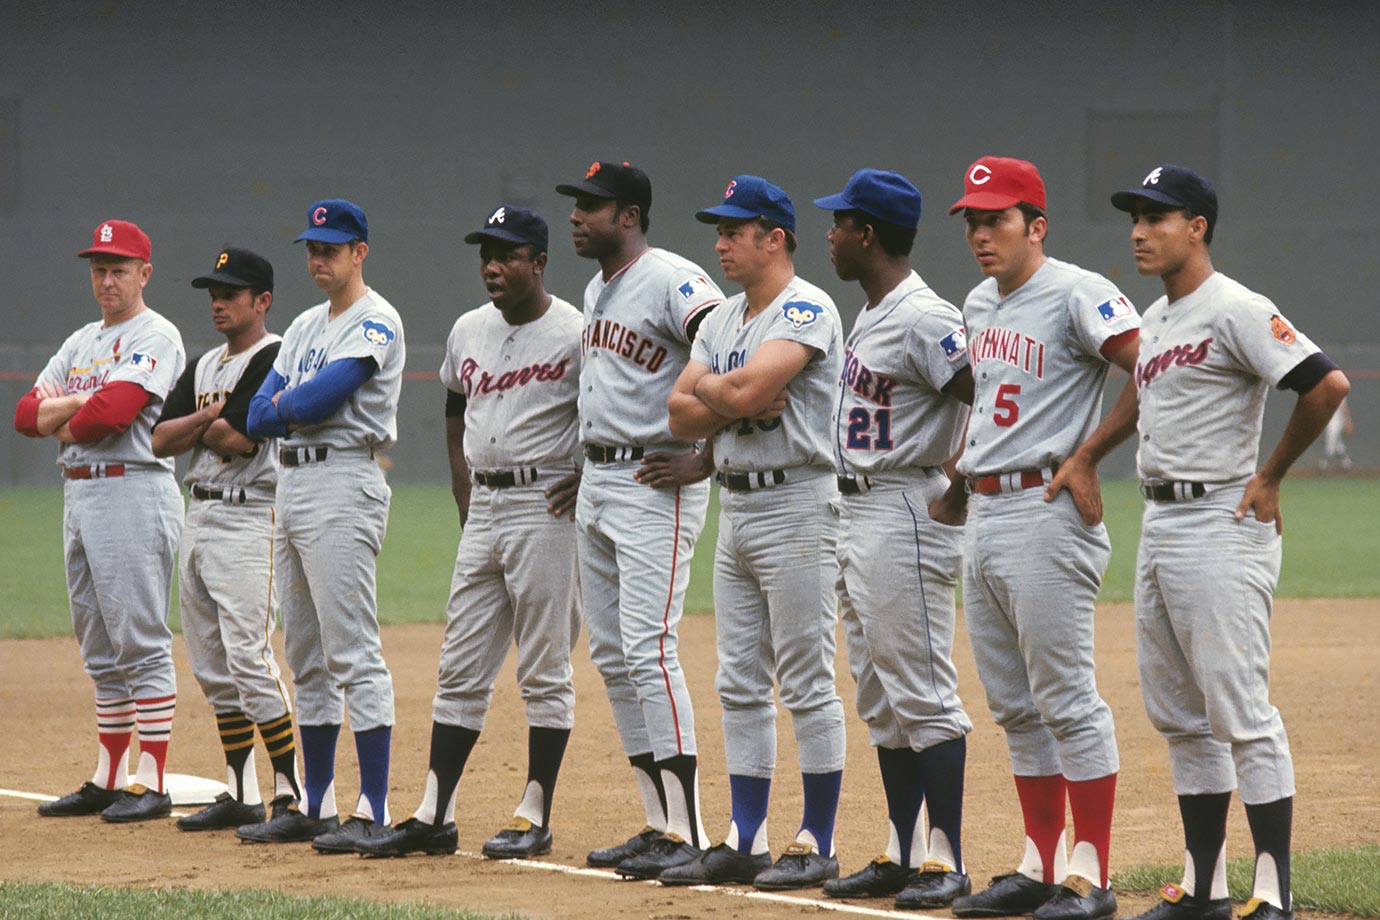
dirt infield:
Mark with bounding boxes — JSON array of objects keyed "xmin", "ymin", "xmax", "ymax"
[{"xmin": 2, "ymin": 599, "xmax": 1376, "ymax": 920}]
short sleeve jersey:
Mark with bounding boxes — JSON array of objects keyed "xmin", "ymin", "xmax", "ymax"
[
  {"xmin": 36, "ymin": 308, "xmax": 185, "ymax": 471},
  {"xmin": 579, "ymin": 248, "xmax": 723, "ymax": 452},
  {"xmin": 691, "ymin": 275, "xmax": 842, "ymax": 474},
  {"xmin": 957, "ymin": 257, "xmax": 1140, "ymax": 477},
  {"xmin": 182, "ymin": 334, "xmax": 282, "ymax": 490},
  {"xmin": 272, "ymin": 289, "xmax": 406, "ymax": 450},
  {"xmin": 1136, "ymin": 272, "xmax": 1320, "ymax": 483},
  {"xmin": 439, "ymin": 297, "xmax": 583, "ymax": 471},
  {"xmin": 833, "ymin": 271, "xmax": 970, "ymax": 476}
]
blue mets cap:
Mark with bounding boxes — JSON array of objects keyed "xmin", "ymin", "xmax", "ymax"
[
  {"xmin": 814, "ymin": 168, "xmax": 923, "ymax": 229},
  {"xmin": 295, "ymin": 198, "xmax": 368, "ymax": 244},
  {"xmin": 695, "ymin": 175, "xmax": 796, "ymax": 233},
  {"xmin": 1110, "ymin": 165, "xmax": 1218, "ymax": 229},
  {"xmin": 464, "ymin": 205, "xmax": 549, "ymax": 252}
]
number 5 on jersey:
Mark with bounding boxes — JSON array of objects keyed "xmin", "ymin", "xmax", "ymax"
[{"xmin": 993, "ymin": 383, "xmax": 1020, "ymax": 427}]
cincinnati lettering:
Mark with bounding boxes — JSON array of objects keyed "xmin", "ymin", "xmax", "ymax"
[
  {"xmin": 969, "ymin": 327, "xmax": 1045, "ymax": 379},
  {"xmin": 1136, "ymin": 337, "xmax": 1213, "ymax": 388},
  {"xmin": 582, "ymin": 319, "xmax": 668, "ymax": 372},
  {"xmin": 840, "ymin": 349, "xmax": 897, "ymax": 407},
  {"xmin": 459, "ymin": 356, "xmax": 570, "ymax": 399}
]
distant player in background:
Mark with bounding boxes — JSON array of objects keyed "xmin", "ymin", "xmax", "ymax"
[
  {"xmin": 151, "ymin": 246, "xmax": 302, "ymax": 831},
  {"xmin": 15, "ymin": 219, "xmax": 185, "ymax": 823},
  {"xmin": 1319, "ymin": 397, "xmax": 1353, "ymax": 472}
]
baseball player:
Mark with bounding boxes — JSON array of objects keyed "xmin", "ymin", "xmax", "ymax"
[
  {"xmin": 150, "ymin": 247, "xmax": 302, "ymax": 831},
  {"xmin": 555, "ymin": 160, "xmax": 724, "ymax": 879},
  {"xmin": 355, "ymin": 206, "xmax": 583, "ymax": 860},
  {"xmin": 1319, "ymin": 396, "xmax": 1353, "ymax": 472},
  {"xmin": 14, "ymin": 219, "xmax": 186, "ymax": 823},
  {"xmin": 935, "ymin": 157, "xmax": 1142, "ymax": 920},
  {"xmin": 662, "ymin": 175, "xmax": 847, "ymax": 891},
  {"xmin": 806, "ymin": 169, "xmax": 977, "ymax": 909},
  {"xmin": 1109, "ymin": 165, "xmax": 1349, "ymax": 920},
  {"xmin": 239, "ymin": 199, "xmax": 405, "ymax": 852}
]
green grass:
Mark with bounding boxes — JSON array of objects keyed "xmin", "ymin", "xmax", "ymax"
[
  {"xmin": 1112, "ymin": 844, "xmax": 1380, "ymax": 918},
  {"xmin": 3, "ymin": 478, "xmax": 1379, "ymax": 639},
  {"xmin": 0, "ymin": 883, "xmax": 521, "ymax": 920}
]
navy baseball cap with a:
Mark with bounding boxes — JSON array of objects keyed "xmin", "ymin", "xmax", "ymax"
[
  {"xmin": 464, "ymin": 205, "xmax": 549, "ymax": 252},
  {"xmin": 814, "ymin": 168, "xmax": 923, "ymax": 229},
  {"xmin": 695, "ymin": 175, "xmax": 797, "ymax": 232},
  {"xmin": 1110, "ymin": 164, "xmax": 1218, "ymax": 229},
  {"xmin": 294, "ymin": 198, "xmax": 368, "ymax": 244}
]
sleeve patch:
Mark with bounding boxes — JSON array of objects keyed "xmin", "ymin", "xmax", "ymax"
[
  {"xmin": 1270, "ymin": 314, "xmax": 1296, "ymax": 344},
  {"xmin": 1096, "ymin": 296, "xmax": 1134, "ymax": 324},
  {"xmin": 362, "ymin": 320, "xmax": 396, "ymax": 347},
  {"xmin": 939, "ymin": 326, "xmax": 968, "ymax": 362},
  {"xmin": 678, "ymin": 275, "xmax": 713, "ymax": 302},
  {"xmin": 782, "ymin": 300, "xmax": 823, "ymax": 330},
  {"xmin": 128, "ymin": 352, "xmax": 157, "ymax": 373}
]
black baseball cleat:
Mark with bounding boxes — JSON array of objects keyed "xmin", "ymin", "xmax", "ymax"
[
  {"xmin": 357, "ymin": 817, "xmax": 459, "ymax": 858},
  {"xmin": 37, "ymin": 782, "xmax": 123, "ymax": 817},
  {"xmin": 1032, "ymin": 875, "xmax": 1117, "ymax": 920},
  {"xmin": 1239, "ymin": 898, "xmax": 1295, "ymax": 920},
  {"xmin": 752, "ymin": 842, "xmax": 840, "ymax": 891},
  {"xmin": 482, "ymin": 817, "xmax": 552, "ymax": 860},
  {"xmin": 235, "ymin": 803, "xmax": 338, "ymax": 843},
  {"xmin": 895, "ymin": 861, "xmax": 973, "ymax": 909},
  {"xmin": 824, "ymin": 856, "xmax": 916, "ymax": 898},
  {"xmin": 176, "ymin": 792, "xmax": 266, "ymax": 831},
  {"xmin": 615, "ymin": 833, "xmax": 701, "ymax": 880},
  {"xmin": 1126, "ymin": 884, "xmax": 1231, "ymax": 920},
  {"xmin": 659, "ymin": 841, "xmax": 773, "ymax": 886},
  {"xmin": 953, "ymin": 872, "xmax": 1062, "ymax": 917},
  {"xmin": 587, "ymin": 825, "xmax": 661, "ymax": 868},
  {"xmin": 312, "ymin": 814, "xmax": 393, "ymax": 854},
  {"xmin": 100, "ymin": 784, "xmax": 173, "ymax": 823}
]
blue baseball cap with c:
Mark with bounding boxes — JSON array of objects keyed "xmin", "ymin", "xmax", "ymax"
[
  {"xmin": 295, "ymin": 198, "xmax": 369, "ymax": 244},
  {"xmin": 695, "ymin": 175, "xmax": 796, "ymax": 232},
  {"xmin": 814, "ymin": 168, "xmax": 923, "ymax": 229}
]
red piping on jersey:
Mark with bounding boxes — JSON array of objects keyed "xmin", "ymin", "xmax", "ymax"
[
  {"xmin": 682, "ymin": 298, "xmax": 724, "ymax": 338},
  {"xmin": 604, "ymin": 247, "xmax": 651, "ymax": 284},
  {"xmin": 657, "ymin": 486, "xmax": 685, "ymax": 754}
]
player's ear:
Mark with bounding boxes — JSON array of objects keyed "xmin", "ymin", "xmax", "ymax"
[
  {"xmin": 533, "ymin": 251, "xmax": 548, "ymax": 274},
  {"xmin": 1027, "ymin": 215, "xmax": 1048, "ymax": 245},
  {"xmin": 619, "ymin": 205, "xmax": 641, "ymax": 230},
  {"xmin": 256, "ymin": 291, "xmax": 273, "ymax": 314},
  {"xmin": 352, "ymin": 241, "xmax": 369, "ymax": 264},
  {"xmin": 1188, "ymin": 214, "xmax": 1208, "ymax": 243},
  {"xmin": 138, "ymin": 260, "xmax": 153, "ymax": 285}
]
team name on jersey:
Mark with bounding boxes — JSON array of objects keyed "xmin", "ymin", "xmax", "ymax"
[
  {"xmin": 969, "ymin": 327, "xmax": 1045, "ymax": 379},
  {"xmin": 581, "ymin": 318, "xmax": 669, "ymax": 372},
  {"xmin": 195, "ymin": 389, "xmax": 230, "ymax": 409},
  {"xmin": 840, "ymin": 349, "xmax": 897, "ymax": 407},
  {"xmin": 710, "ymin": 349, "xmax": 748, "ymax": 374},
  {"xmin": 458, "ymin": 356, "xmax": 570, "ymax": 399},
  {"xmin": 1135, "ymin": 337, "xmax": 1213, "ymax": 389},
  {"xmin": 66, "ymin": 368, "xmax": 111, "ymax": 392},
  {"xmin": 296, "ymin": 347, "xmax": 330, "ymax": 376}
]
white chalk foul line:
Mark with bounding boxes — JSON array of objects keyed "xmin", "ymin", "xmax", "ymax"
[{"xmin": 2, "ymin": 788, "xmax": 941, "ymax": 918}]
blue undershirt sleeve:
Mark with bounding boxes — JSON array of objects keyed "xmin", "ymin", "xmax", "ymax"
[
  {"xmin": 275, "ymin": 357, "xmax": 377, "ymax": 425},
  {"xmin": 246, "ymin": 367, "xmax": 290, "ymax": 439}
]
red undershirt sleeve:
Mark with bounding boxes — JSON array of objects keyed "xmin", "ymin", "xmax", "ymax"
[
  {"xmin": 66, "ymin": 381, "xmax": 151, "ymax": 443},
  {"xmin": 13, "ymin": 388, "xmax": 42, "ymax": 437},
  {"xmin": 1100, "ymin": 328, "xmax": 1139, "ymax": 361}
]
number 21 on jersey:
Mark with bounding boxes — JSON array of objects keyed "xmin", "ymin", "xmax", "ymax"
[{"xmin": 847, "ymin": 407, "xmax": 894, "ymax": 450}]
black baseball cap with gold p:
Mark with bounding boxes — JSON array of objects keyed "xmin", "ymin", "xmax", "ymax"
[
  {"xmin": 556, "ymin": 160, "xmax": 652, "ymax": 214},
  {"xmin": 191, "ymin": 247, "xmax": 275, "ymax": 292}
]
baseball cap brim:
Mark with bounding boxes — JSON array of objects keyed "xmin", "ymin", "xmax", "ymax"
[
  {"xmin": 812, "ymin": 192, "xmax": 855, "ymax": 211},
  {"xmin": 555, "ymin": 180, "xmax": 616, "ymax": 199},
  {"xmin": 695, "ymin": 204, "xmax": 766, "ymax": 224},
  {"xmin": 947, "ymin": 191, "xmax": 1027, "ymax": 215},
  {"xmin": 1110, "ymin": 187, "xmax": 1187, "ymax": 213},
  {"xmin": 77, "ymin": 244, "xmax": 147, "ymax": 260},
  {"xmin": 191, "ymin": 272, "xmax": 255, "ymax": 289},
  {"xmin": 463, "ymin": 228, "xmax": 543, "ymax": 248},
  {"xmin": 294, "ymin": 227, "xmax": 359, "ymax": 244}
]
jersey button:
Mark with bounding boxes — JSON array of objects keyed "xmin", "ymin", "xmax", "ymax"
[
  {"xmin": 969, "ymin": 439, "xmax": 977, "ymax": 446},
  {"xmin": 491, "ymin": 437, "xmax": 497, "ymax": 443}
]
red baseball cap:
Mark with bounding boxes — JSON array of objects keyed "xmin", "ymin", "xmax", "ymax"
[
  {"xmin": 948, "ymin": 157, "xmax": 1047, "ymax": 214},
  {"xmin": 78, "ymin": 219, "xmax": 152, "ymax": 261}
]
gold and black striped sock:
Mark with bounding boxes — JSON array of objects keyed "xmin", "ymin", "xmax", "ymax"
[
  {"xmin": 217, "ymin": 712, "xmax": 255, "ymax": 800},
  {"xmin": 257, "ymin": 712, "xmax": 302, "ymax": 801}
]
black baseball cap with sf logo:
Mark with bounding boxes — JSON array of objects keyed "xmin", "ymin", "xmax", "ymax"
[
  {"xmin": 556, "ymin": 160, "xmax": 653, "ymax": 214},
  {"xmin": 191, "ymin": 247, "xmax": 275, "ymax": 292}
]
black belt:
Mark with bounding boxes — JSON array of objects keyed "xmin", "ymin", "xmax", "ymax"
[
  {"xmin": 1140, "ymin": 480, "xmax": 1207, "ymax": 502},
  {"xmin": 837, "ymin": 476, "xmax": 871, "ymax": 495},
  {"xmin": 474, "ymin": 468, "xmax": 540, "ymax": 489},
  {"xmin": 190, "ymin": 484, "xmax": 249, "ymax": 504},
  {"xmin": 279, "ymin": 446, "xmax": 330, "ymax": 466},
  {"xmin": 717, "ymin": 469, "xmax": 786, "ymax": 493},
  {"xmin": 585, "ymin": 444, "xmax": 644, "ymax": 463}
]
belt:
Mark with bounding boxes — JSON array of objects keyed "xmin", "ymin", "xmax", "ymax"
[
  {"xmin": 63, "ymin": 464, "xmax": 125, "ymax": 480},
  {"xmin": 717, "ymin": 469, "xmax": 786, "ymax": 493},
  {"xmin": 190, "ymin": 484, "xmax": 249, "ymax": 504},
  {"xmin": 1140, "ymin": 480, "xmax": 1207, "ymax": 502},
  {"xmin": 969, "ymin": 468, "xmax": 1052, "ymax": 495},
  {"xmin": 279, "ymin": 446, "xmax": 330, "ymax": 466},
  {"xmin": 474, "ymin": 467, "xmax": 540, "ymax": 489},
  {"xmin": 837, "ymin": 475, "xmax": 871, "ymax": 495},
  {"xmin": 585, "ymin": 444, "xmax": 644, "ymax": 463}
]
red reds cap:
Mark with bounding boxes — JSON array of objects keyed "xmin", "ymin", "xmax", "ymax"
[
  {"xmin": 78, "ymin": 219, "xmax": 152, "ymax": 261},
  {"xmin": 948, "ymin": 157, "xmax": 1047, "ymax": 215}
]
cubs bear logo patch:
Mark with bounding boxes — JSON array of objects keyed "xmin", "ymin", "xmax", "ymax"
[
  {"xmin": 1270, "ymin": 314, "xmax": 1295, "ymax": 344},
  {"xmin": 782, "ymin": 300, "xmax": 823, "ymax": 330},
  {"xmin": 362, "ymin": 319, "xmax": 396, "ymax": 346}
]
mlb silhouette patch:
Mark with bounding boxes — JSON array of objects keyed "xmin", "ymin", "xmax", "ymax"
[
  {"xmin": 129, "ymin": 353, "xmax": 157, "ymax": 373},
  {"xmin": 1096, "ymin": 296, "xmax": 1134, "ymax": 324},
  {"xmin": 678, "ymin": 276, "xmax": 712, "ymax": 302},
  {"xmin": 940, "ymin": 327, "xmax": 968, "ymax": 362}
]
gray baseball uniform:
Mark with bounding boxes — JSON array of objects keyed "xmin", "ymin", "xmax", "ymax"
[
  {"xmin": 834, "ymin": 271, "xmax": 973, "ymax": 770},
  {"xmin": 692, "ymin": 275, "xmax": 846, "ymax": 793},
  {"xmin": 575, "ymin": 247, "xmax": 722, "ymax": 765},
  {"xmin": 1134, "ymin": 272, "xmax": 1315, "ymax": 805},
  {"xmin": 434, "ymin": 296, "xmax": 582, "ymax": 734},
  {"xmin": 958, "ymin": 257, "xmax": 1138, "ymax": 784}
]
